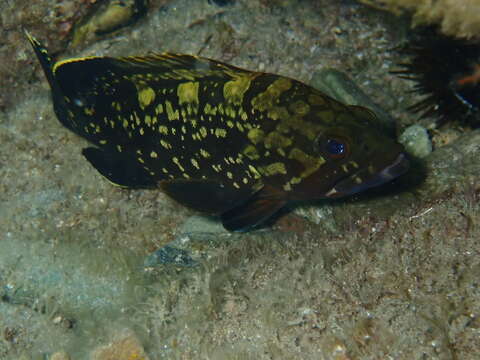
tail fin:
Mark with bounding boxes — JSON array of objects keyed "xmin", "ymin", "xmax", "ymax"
[{"xmin": 24, "ymin": 30, "xmax": 58, "ymax": 90}]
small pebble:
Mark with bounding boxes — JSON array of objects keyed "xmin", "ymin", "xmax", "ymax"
[
  {"xmin": 91, "ymin": 332, "xmax": 149, "ymax": 360},
  {"xmin": 50, "ymin": 351, "xmax": 70, "ymax": 360}
]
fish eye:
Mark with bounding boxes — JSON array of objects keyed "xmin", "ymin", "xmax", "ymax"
[
  {"xmin": 326, "ymin": 138, "xmax": 345, "ymax": 155},
  {"xmin": 316, "ymin": 135, "xmax": 350, "ymax": 159}
]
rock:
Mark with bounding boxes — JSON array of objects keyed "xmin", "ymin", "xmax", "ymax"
[{"xmin": 144, "ymin": 215, "xmax": 234, "ymax": 269}]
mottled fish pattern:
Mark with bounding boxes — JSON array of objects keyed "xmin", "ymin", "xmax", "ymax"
[{"xmin": 26, "ymin": 32, "xmax": 409, "ymax": 231}]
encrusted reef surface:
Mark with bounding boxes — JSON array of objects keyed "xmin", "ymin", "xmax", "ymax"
[{"xmin": 0, "ymin": 0, "xmax": 479, "ymax": 359}]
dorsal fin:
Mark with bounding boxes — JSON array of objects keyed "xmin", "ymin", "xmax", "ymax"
[
  {"xmin": 51, "ymin": 52, "xmax": 254, "ymax": 84},
  {"xmin": 115, "ymin": 52, "xmax": 253, "ymax": 79}
]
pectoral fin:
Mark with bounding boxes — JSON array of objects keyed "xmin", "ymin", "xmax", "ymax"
[
  {"xmin": 159, "ymin": 179, "xmax": 253, "ymax": 214},
  {"xmin": 221, "ymin": 185, "xmax": 286, "ymax": 232},
  {"xmin": 82, "ymin": 147, "xmax": 156, "ymax": 188}
]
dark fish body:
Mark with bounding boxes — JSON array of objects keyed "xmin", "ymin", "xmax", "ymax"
[{"xmin": 26, "ymin": 32, "xmax": 409, "ymax": 231}]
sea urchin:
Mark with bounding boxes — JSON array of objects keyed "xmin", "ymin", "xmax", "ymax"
[{"xmin": 393, "ymin": 30, "xmax": 480, "ymax": 127}]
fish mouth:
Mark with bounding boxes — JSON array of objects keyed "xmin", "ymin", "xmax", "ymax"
[{"xmin": 325, "ymin": 152, "xmax": 409, "ymax": 198}]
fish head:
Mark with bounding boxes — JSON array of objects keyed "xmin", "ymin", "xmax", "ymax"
[{"xmin": 291, "ymin": 105, "xmax": 409, "ymax": 200}]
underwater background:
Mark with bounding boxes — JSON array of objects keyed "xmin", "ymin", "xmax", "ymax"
[{"xmin": 0, "ymin": 0, "xmax": 479, "ymax": 359}]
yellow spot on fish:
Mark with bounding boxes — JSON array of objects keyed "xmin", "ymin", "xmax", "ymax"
[
  {"xmin": 191, "ymin": 158, "xmax": 200, "ymax": 169},
  {"xmin": 267, "ymin": 106, "xmax": 289, "ymax": 121},
  {"xmin": 223, "ymin": 75, "xmax": 253, "ymax": 105},
  {"xmin": 156, "ymin": 103, "xmax": 164, "ymax": 114},
  {"xmin": 264, "ymin": 131, "xmax": 292, "ymax": 150},
  {"xmin": 134, "ymin": 112, "xmax": 141, "ymax": 126},
  {"xmin": 243, "ymin": 145, "xmax": 260, "ymax": 160},
  {"xmin": 172, "ymin": 157, "xmax": 185, "ymax": 171},
  {"xmin": 204, "ymin": 103, "xmax": 216, "ymax": 115},
  {"xmin": 138, "ymin": 87, "xmax": 155, "ymax": 109},
  {"xmin": 251, "ymin": 77, "xmax": 292, "ymax": 111},
  {"xmin": 165, "ymin": 100, "xmax": 179, "ymax": 121},
  {"xmin": 160, "ymin": 140, "xmax": 172, "ymax": 149},
  {"xmin": 150, "ymin": 151, "xmax": 158, "ymax": 158},
  {"xmin": 159, "ymin": 125, "xmax": 169, "ymax": 135},
  {"xmin": 248, "ymin": 165, "xmax": 261, "ymax": 179},
  {"xmin": 215, "ymin": 128, "xmax": 227, "ymax": 138},
  {"xmin": 225, "ymin": 106, "xmax": 236, "ymax": 118},
  {"xmin": 177, "ymin": 82, "xmax": 199, "ymax": 105},
  {"xmin": 240, "ymin": 110, "xmax": 248, "ymax": 121},
  {"xmin": 200, "ymin": 149, "xmax": 210, "ymax": 158},
  {"xmin": 290, "ymin": 177, "xmax": 301, "ymax": 185},
  {"xmin": 262, "ymin": 162, "xmax": 287, "ymax": 176},
  {"xmin": 247, "ymin": 128, "xmax": 264, "ymax": 144},
  {"xmin": 288, "ymin": 148, "xmax": 325, "ymax": 179},
  {"xmin": 349, "ymin": 161, "xmax": 359, "ymax": 169}
]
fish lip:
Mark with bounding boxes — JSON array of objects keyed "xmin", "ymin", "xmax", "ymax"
[
  {"xmin": 377, "ymin": 152, "xmax": 410, "ymax": 182},
  {"xmin": 325, "ymin": 152, "xmax": 409, "ymax": 198}
]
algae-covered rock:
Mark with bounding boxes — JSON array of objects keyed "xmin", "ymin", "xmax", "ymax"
[
  {"xmin": 72, "ymin": 0, "xmax": 148, "ymax": 46},
  {"xmin": 358, "ymin": 0, "xmax": 480, "ymax": 39},
  {"xmin": 310, "ymin": 68, "xmax": 396, "ymax": 135}
]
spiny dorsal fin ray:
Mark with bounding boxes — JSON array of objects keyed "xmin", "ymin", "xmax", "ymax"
[{"xmin": 24, "ymin": 30, "xmax": 61, "ymax": 95}]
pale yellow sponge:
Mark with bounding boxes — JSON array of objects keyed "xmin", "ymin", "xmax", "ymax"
[{"xmin": 359, "ymin": 0, "xmax": 480, "ymax": 38}]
